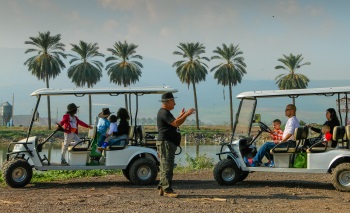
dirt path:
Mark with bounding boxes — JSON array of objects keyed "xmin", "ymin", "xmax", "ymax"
[{"xmin": 1, "ymin": 169, "xmax": 350, "ymax": 213}]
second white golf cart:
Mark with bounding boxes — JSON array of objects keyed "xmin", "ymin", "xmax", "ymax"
[
  {"xmin": 213, "ymin": 86, "xmax": 350, "ymax": 191},
  {"xmin": 2, "ymin": 86, "xmax": 177, "ymax": 188}
]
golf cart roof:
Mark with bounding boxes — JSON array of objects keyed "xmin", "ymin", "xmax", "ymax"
[
  {"xmin": 236, "ymin": 86, "xmax": 350, "ymax": 99},
  {"xmin": 30, "ymin": 86, "xmax": 178, "ymax": 96}
]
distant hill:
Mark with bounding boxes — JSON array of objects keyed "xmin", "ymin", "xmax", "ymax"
[{"xmin": 1, "ymin": 48, "xmax": 349, "ymax": 125}]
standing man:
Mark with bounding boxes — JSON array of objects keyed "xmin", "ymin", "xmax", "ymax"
[
  {"xmin": 249, "ymin": 104, "xmax": 299, "ymax": 167},
  {"xmin": 157, "ymin": 92, "xmax": 195, "ymax": 198}
]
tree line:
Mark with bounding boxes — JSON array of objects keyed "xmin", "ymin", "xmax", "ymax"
[{"xmin": 24, "ymin": 31, "xmax": 311, "ymax": 130}]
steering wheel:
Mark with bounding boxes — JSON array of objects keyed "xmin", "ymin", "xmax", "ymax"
[{"xmin": 258, "ymin": 122, "xmax": 272, "ymax": 133}]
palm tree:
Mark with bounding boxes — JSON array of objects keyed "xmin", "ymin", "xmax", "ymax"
[
  {"xmin": 105, "ymin": 41, "xmax": 143, "ymax": 110},
  {"xmin": 211, "ymin": 44, "xmax": 247, "ymax": 131},
  {"xmin": 67, "ymin": 41, "xmax": 104, "ymax": 124},
  {"xmin": 173, "ymin": 42, "xmax": 209, "ymax": 130},
  {"xmin": 275, "ymin": 53, "xmax": 311, "ymax": 105},
  {"xmin": 24, "ymin": 31, "xmax": 66, "ymax": 130}
]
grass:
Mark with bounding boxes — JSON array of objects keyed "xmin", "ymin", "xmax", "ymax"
[
  {"xmin": 174, "ymin": 153, "xmax": 214, "ymax": 173},
  {"xmin": 0, "ymin": 154, "xmax": 214, "ymax": 186}
]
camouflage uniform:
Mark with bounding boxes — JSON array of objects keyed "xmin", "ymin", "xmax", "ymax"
[{"xmin": 157, "ymin": 140, "xmax": 177, "ymax": 192}]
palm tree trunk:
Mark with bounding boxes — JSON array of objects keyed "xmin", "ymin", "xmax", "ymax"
[
  {"xmin": 46, "ymin": 75, "xmax": 51, "ymax": 130},
  {"xmin": 124, "ymin": 85, "xmax": 128, "ymax": 110},
  {"xmin": 124, "ymin": 94, "xmax": 128, "ymax": 110},
  {"xmin": 88, "ymin": 94, "xmax": 92, "ymax": 125},
  {"xmin": 192, "ymin": 82, "xmax": 200, "ymax": 130},
  {"xmin": 229, "ymin": 84, "xmax": 234, "ymax": 132}
]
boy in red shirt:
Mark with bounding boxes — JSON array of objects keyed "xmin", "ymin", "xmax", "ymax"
[{"xmin": 249, "ymin": 119, "xmax": 283, "ymax": 167}]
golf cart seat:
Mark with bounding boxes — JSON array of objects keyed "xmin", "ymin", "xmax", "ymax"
[
  {"xmin": 307, "ymin": 126, "xmax": 345, "ymax": 153},
  {"xmin": 271, "ymin": 126, "xmax": 308, "ymax": 154},
  {"xmin": 334, "ymin": 125, "xmax": 347, "ymax": 148},
  {"xmin": 108, "ymin": 126, "xmax": 134, "ymax": 150},
  {"xmin": 346, "ymin": 125, "xmax": 350, "ymax": 149},
  {"xmin": 68, "ymin": 125, "xmax": 96, "ymax": 152},
  {"xmin": 140, "ymin": 125, "xmax": 158, "ymax": 148}
]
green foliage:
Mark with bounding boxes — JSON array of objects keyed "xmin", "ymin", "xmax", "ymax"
[
  {"xmin": 105, "ymin": 40, "xmax": 143, "ymax": 87},
  {"xmin": 31, "ymin": 170, "xmax": 121, "ymax": 182},
  {"xmin": 185, "ymin": 153, "xmax": 214, "ymax": 169},
  {"xmin": 0, "ymin": 169, "xmax": 121, "ymax": 186},
  {"xmin": 67, "ymin": 40, "xmax": 104, "ymax": 88},
  {"xmin": 275, "ymin": 53, "xmax": 310, "ymax": 90}
]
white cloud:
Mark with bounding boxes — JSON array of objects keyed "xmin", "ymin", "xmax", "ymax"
[{"xmin": 103, "ymin": 19, "xmax": 119, "ymax": 32}]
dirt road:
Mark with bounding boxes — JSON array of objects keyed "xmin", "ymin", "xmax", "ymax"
[{"xmin": 1, "ymin": 169, "xmax": 350, "ymax": 213}]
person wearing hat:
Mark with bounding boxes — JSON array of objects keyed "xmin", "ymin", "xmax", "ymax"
[
  {"xmin": 98, "ymin": 108, "xmax": 130, "ymax": 150},
  {"xmin": 95, "ymin": 108, "xmax": 112, "ymax": 152},
  {"xmin": 156, "ymin": 92, "xmax": 195, "ymax": 198},
  {"xmin": 59, "ymin": 103, "xmax": 93, "ymax": 165}
]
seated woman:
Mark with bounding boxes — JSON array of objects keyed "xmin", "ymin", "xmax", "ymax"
[
  {"xmin": 308, "ymin": 108, "xmax": 340, "ymax": 148},
  {"xmin": 99, "ymin": 108, "xmax": 130, "ymax": 149}
]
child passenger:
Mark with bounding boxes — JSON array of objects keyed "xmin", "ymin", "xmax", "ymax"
[
  {"xmin": 98, "ymin": 114, "xmax": 118, "ymax": 151},
  {"xmin": 59, "ymin": 103, "xmax": 92, "ymax": 165},
  {"xmin": 96, "ymin": 108, "xmax": 112, "ymax": 147},
  {"xmin": 98, "ymin": 108, "xmax": 130, "ymax": 150},
  {"xmin": 249, "ymin": 119, "xmax": 283, "ymax": 167},
  {"xmin": 321, "ymin": 124, "xmax": 332, "ymax": 147}
]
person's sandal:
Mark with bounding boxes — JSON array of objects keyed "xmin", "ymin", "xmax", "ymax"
[{"xmin": 163, "ymin": 191, "xmax": 178, "ymax": 198}]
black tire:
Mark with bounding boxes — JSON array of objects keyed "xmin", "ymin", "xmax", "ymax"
[
  {"xmin": 332, "ymin": 163, "xmax": 350, "ymax": 192},
  {"xmin": 238, "ymin": 171, "xmax": 249, "ymax": 182},
  {"xmin": 129, "ymin": 158, "xmax": 157, "ymax": 185},
  {"xmin": 122, "ymin": 168, "xmax": 130, "ymax": 181},
  {"xmin": 2, "ymin": 159, "xmax": 32, "ymax": 188},
  {"xmin": 213, "ymin": 159, "xmax": 242, "ymax": 186}
]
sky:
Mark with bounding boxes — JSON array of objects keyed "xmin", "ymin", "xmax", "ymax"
[{"xmin": 1, "ymin": 0, "xmax": 350, "ymax": 125}]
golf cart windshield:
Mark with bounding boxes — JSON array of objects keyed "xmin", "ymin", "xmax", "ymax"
[{"xmin": 232, "ymin": 98, "xmax": 256, "ymax": 138}]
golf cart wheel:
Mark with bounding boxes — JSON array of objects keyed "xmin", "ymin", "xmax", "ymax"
[
  {"xmin": 2, "ymin": 159, "xmax": 33, "ymax": 188},
  {"xmin": 332, "ymin": 163, "xmax": 350, "ymax": 192},
  {"xmin": 129, "ymin": 158, "xmax": 157, "ymax": 185},
  {"xmin": 213, "ymin": 159, "xmax": 242, "ymax": 186},
  {"xmin": 122, "ymin": 168, "xmax": 131, "ymax": 181}
]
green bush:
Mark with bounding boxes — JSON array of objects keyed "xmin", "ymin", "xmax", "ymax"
[{"xmin": 185, "ymin": 153, "xmax": 214, "ymax": 169}]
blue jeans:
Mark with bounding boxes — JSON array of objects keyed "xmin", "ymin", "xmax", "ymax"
[
  {"xmin": 108, "ymin": 135, "xmax": 128, "ymax": 146},
  {"xmin": 97, "ymin": 134, "xmax": 106, "ymax": 147},
  {"xmin": 253, "ymin": 142, "xmax": 276, "ymax": 164}
]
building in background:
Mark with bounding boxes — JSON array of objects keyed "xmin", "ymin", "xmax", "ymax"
[{"xmin": 0, "ymin": 101, "xmax": 12, "ymax": 126}]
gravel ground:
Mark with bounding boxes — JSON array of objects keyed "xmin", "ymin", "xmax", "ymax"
[{"xmin": 1, "ymin": 169, "xmax": 350, "ymax": 212}]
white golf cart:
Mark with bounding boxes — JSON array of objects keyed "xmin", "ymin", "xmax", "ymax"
[
  {"xmin": 2, "ymin": 86, "xmax": 177, "ymax": 188},
  {"xmin": 213, "ymin": 86, "xmax": 350, "ymax": 191}
]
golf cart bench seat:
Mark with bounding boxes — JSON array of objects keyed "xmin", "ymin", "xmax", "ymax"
[
  {"xmin": 68, "ymin": 126, "xmax": 97, "ymax": 152},
  {"xmin": 139, "ymin": 125, "xmax": 158, "ymax": 148},
  {"xmin": 307, "ymin": 126, "xmax": 345, "ymax": 153},
  {"xmin": 108, "ymin": 126, "xmax": 134, "ymax": 150},
  {"xmin": 270, "ymin": 126, "xmax": 308, "ymax": 154}
]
